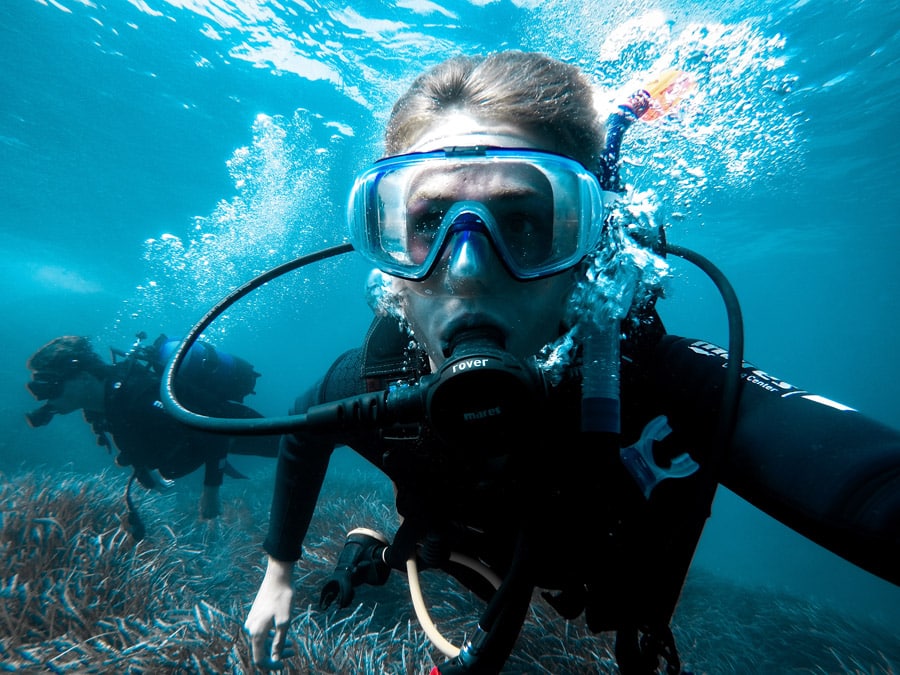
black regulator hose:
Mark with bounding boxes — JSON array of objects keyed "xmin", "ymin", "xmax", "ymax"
[
  {"xmin": 434, "ymin": 526, "xmax": 535, "ymax": 674},
  {"xmin": 161, "ymin": 241, "xmax": 745, "ymax": 459},
  {"xmin": 160, "ymin": 242, "xmax": 355, "ymax": 434}
]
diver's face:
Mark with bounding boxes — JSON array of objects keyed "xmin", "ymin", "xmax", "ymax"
[
  {"xmin": 391, "ymin": 115, "xmax": 579, "ymax": 368},
  {"xmin": 47, "ymin": 372, "xmax": 95, "ymax": 415}
]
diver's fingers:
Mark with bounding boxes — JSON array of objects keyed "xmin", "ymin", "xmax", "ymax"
[
  {"xmin": 247, "ymin": 621, "xmax": 269, "ymax": 667},
  {"xmin": 271, "ymin": 621, "xmax": 289, "ymax": 663}
]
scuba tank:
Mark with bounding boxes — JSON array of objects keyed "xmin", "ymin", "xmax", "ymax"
[
  {"xmin": 114, "ymin": 332, "xmax": 260, "ymax": 404},
  {"xmin": 150, "ymin": 334, "xmax": 259, "ymax": 403}
]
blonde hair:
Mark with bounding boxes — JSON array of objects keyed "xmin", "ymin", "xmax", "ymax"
[{"xmin": 385, "ymin": 51, "xmax": 605, "ymax": 171}]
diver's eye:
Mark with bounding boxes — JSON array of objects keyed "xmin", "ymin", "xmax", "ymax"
[
  {"xmin": 405, "ymin": 202, "xmax": 448, "ymax": 265},
  {"xmin": 407, "ymin": 198, "xmax": 450, "ymax": 235},
  {"xmin": 494, "ymin": 206, "xmax": 554, "ymax": 266},
  {"xmin": 410, "ymin": 208, "xmax": 445, "ymax": 234},
  {"xmin": 501, "ymin": 213, "xmax": 542, "ymax": 237}
]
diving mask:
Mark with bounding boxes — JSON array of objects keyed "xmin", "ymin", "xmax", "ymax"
[
  {"xmin": 27, "ymin": 372, "xmax": 66, "ymax": 401},
  {"xmin": 25, "ymin": 372, "xmax": 65, "ymax": 428},
  {"xmin": 348, "ymin": 147, "xmax": 607, "ymax": 280}
]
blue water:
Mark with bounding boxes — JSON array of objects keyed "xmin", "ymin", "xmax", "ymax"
[{"xmin": 2, "ymin": 0, "xmax": 898, "ymax": 648}]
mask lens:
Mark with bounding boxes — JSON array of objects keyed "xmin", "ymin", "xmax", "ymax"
[
  {"xmin": 406, "ymin": 199, "xmax": 448, "ymax": 265},
  {"xmin": 482, "ymin": 165, "xmax": 555, "ymax": 269}
]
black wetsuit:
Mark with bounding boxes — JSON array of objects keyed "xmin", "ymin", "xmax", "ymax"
[
  {"xmin": 87, "ymin": 363, "xmax": 279, "ymax": 488},
  {"xmin": 262, "ymin": 312, "xmax": 899, "ymax": 670},
  {"xmin": 262, "ymin": 107, "xmax": 899, "ymax": 671}
]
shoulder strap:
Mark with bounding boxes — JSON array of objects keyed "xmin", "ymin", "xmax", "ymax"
[
  {"xmin": 293, "ymin": 315, "xmax": 419, "ymax": 410},
  {"xmin": 362, "ymin": 315, "xmax": 409, "ymax": 378},
  {"xmin": 361, "ymin": 315, "xmax": 429, "ymax": 391}
]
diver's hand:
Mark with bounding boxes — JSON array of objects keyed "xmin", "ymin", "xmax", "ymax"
[
  {"xmin": 620, "ymin": 88, "xmax": 652, "ymax": 118},
  {"xmin": 244, "ymin": 556, "xmax": 295, "ymax": 669},
  {"xmin": 198, "ymin": 485, "xmax": 221, "ymax": 519}
]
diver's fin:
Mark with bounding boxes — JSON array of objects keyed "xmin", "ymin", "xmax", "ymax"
[{"xmin": 638, "ymin": 68, "xmax": 697, "ymax": 121}]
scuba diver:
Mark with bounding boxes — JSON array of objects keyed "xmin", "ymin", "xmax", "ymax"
[
  {"xmin": 163, "ymin": 51, "xmax": 899, "ymax": 673},
  {"xmin": 25, "ymin": 333, "xmax": 279, "ymax": 528}
]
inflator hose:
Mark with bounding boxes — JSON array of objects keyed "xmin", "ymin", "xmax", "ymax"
[
  {"xmin": 431, "ymin": 527, "xmax": 535, "ymax": 674},
  {"xmin": 407, "ymin": 553, "xmax": 503, "ymax": 658}
]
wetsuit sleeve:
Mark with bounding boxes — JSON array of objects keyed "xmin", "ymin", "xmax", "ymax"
[
  {"xmin": 651, "ymin": 335, "xmax": 900, "ymax": 585},
  {"xmin": 597, "ymin": 110, "xmax": 636, "ymax": 192},
  {"xmin": 262, "ymin": 430, "xmax": 333, "ymax": 562},
  {"xmin": 203, "ymin": 457, "xmax": 224, "ymax": 487},
  {"xmin": 262, "ymin": 348, "xmax": 366, "ymax": 562}
]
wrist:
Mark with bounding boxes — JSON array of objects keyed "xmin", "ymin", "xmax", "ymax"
[{"xmin": 265, "ymin": 556, "xmax": 295, "ymax": 584}]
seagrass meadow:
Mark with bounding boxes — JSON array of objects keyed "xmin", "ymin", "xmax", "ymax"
[{"xmin": 1, "ymin": 468, "xmax": 898, "ymax": 674}]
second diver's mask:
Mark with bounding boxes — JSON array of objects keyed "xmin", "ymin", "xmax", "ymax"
[
  {"xmin": 348, "ymin": 146, "xmax": 607, "ymax": 281},
  {"xmin": 26, "ymin": 371, "xmax": 67, "ymax": 401},
  {"xmin": 24, "ymin": 370, "xmax": 67, "ymax": 428}
]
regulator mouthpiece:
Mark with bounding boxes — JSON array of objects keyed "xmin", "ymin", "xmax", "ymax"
[{"xmin": 426, "ymin": 329, "xmax": 543, "ymax": 447}]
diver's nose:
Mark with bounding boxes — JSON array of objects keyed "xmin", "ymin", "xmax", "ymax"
[{"xmin": 445, "ymin": 228, "xmax": 500, "ymax": 284}]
